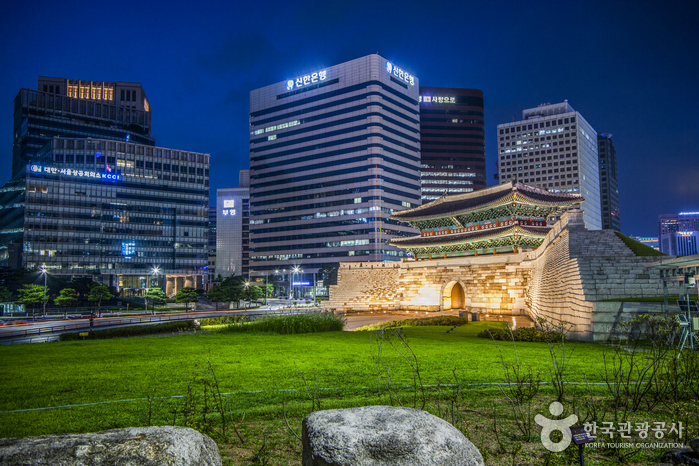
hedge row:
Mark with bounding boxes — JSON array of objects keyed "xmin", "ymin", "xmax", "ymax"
[
  {"xmin": 59, "ymin": 321, "xmax": 195, "ymax": 341},
  {"xmin": 477, "ymin": 326, "xmax": 564, "ymax": 342},
  {"xmin": 356, "ymin": 316, "xmax": 470, "ymax": 331}
]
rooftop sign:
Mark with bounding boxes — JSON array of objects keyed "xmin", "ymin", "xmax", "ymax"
[
  {"xmin": 386, "ymin": 61, "xmax": 415, "ymax": 86},
  {"xmin": 286, "ymin": 70, "xmax": 327, "ymax": 90},
  {"xmin": 30, "ymin": 164, "xmax": 121, "ymax": 181}
]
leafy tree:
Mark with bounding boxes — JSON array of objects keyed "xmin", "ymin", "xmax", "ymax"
[
  {"xmin": 54, "ymin": 288, "xmax": 78, "ymax": 308},
  {"xmin": 250, "ymin": 285, "xmax": 266, "ymax": 302},
  {"xmin": 175, "ymin": 287, "xmax": 198, "ymax": 311},
  {"xmin": 207, "ymin": 285, "xmax": 233, "ymax": 310},
  {"xmin": 0, "ymin": 286, "xmax": 13, "ymax": 302},
  {"xmin": 144, "ymin": 288, "xmax": 167, "ymax": 311},
  {"xmin": 88, "ymin": 283, "xmax": 112, "ymax": 317},
  {"xmin": 17, "ymin": 284, "xmax": 49, "ymax": 319}
]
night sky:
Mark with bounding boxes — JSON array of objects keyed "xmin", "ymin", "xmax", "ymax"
[{"xmin": 1, "ymin": 0, "xmax": 697, "ymax": 237}]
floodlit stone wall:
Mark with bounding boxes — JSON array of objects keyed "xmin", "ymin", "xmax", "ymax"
[{"xmin": 323, "ymin": 209, "xmax": 669, "ymax": 340}]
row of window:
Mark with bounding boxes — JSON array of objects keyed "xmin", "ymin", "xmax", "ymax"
[{"xmin": 499, "ymin": 117, "xmax": 576, "ymax": 134}]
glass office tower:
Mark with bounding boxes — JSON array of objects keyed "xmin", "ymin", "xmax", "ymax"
[
  {"xmin": 419, "ymin": 87, "xmax": 486, "ymax": 201},
  {"xmin": 0, "ymin": 138, "xmax": 209, "ymax": 296},
  {"xmin": 249, "ymin": 54, "xmax": 421, "ymax": 276}
]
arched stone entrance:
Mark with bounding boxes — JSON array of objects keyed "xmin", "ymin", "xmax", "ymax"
[{"xmin": 441, "ymin": 280, "xmax": 467, "ymax": 311}]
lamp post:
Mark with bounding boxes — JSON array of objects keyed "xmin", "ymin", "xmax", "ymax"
[
  {"xmin": 150, "ymin": 266, "xmax": 160, "ymax": 315},
  {"xmin": 291, "ymin": 266, "xmax": 300, "ymax": 300},
  {"xmin": 40, "ymin": 263, "xmax": 48, "ymax": 318},
  {"xmin": 244, "ymin": 281, "xmax": 250, "ymax": 309}
]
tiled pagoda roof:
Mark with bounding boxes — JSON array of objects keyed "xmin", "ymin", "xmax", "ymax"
[
  {"xmin": 390, "ymin": 224, "xmax": 550, "ymax": 249},
  {"xmin": 392, "ymin": 182, "xmax": 583, "ymax": 222}
]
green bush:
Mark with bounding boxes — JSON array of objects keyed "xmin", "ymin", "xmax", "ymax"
[
  {"xmin": 59, "ymin": 321, "xmax": 195, "ymax": 341},
  {"xmin": 198, "ymin": 315, "xmax": 250, "ymax": 326},
  {"xmin": 477, "ymin": 326, "xmax": 564, "ymax": 342},
  {"xmin": 219, "ymin": 312, "xmax": 344, "ymax": 335},
  {"xmin": 356, "ymin": 315, "xmax": 470, "ymax": 331}
]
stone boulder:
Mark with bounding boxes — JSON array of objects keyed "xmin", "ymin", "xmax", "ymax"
[
  {"xmin": 0, "ymin": 426, "xmax": 221, "ymax": 466},
  {"xmin": 302, "ymin": 406, "xmax": 484, "ymax": 466}
]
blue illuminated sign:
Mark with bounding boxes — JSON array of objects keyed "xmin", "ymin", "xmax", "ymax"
[
  {"xmin": 121, "ymin": 241, "xmax": 135, "ymax": 257},
  {"xmin": 385, "ymin": 61, "xmax": 415, "ymax": 86},
  {"xmin": 293, "ymin": 281, "xmax": 310, "ymax": 286},
  {"xmin": 286, "ymin": 70, "xmax": 327, "ymax": 90},
  {"xmin": 30, "ymin": 164, "xmax": 121, "ymax": 181}
]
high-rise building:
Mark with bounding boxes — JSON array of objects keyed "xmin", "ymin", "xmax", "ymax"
[
  {"xmin": 12, "ymin": 77, "xmax": 154, "ymax": 178},
  {"xmin": 248, "ymin": 54, "xmax": 421, "ymax": 277},
  {"xmin": 0, "ymin": 138, "xmax": 209, "ymax": 296},
  {"xmin": 658, "ymin": 212, "xmax": 699, "ymax": 254},
  {"xmin": 207, "ymin": 206, "xmax": 217, "ymax": 280},
  {"xmin": 597, "ymin": 133, "xmax": 620, "ymax": 230},
  {"xmin": 418, "ymin": 87, "xmax": 485, "ymax": 201},
  {"xmin": 215, "ymin": 171, "xmax": 250, "ymax": 278},
  {"xmin": 497, "ymin": 101, "xmax": 602, "ymax": 230}
]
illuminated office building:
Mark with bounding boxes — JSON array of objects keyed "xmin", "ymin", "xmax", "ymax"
[
  {"xmin": 497, "ymin": 101, "xmax": 602, "ymax": 230},
  {"xmin": 597, "ymin": 133, "xmax": 620, "ymax": 230},
  {"xmin": 0, "ymin": 138, "xmax": 209, "ymax": 296},
  {"xmin": 216, "ymin": 171, "xmax": 250, "ymax": 278},
  {"xmin": 12, "ymin": 77, "xmax": 153, "ymax": 178},
  {"xmin": 249, "ymin": 54, "xmax": 421, "ymax": 276},
  {"xmin": 658, "ymin": 212, "xmax": 699, "ymax": 254},
  {"xmin": 419, "ymin": 87, "xmax": 485, "ymax": 201}
]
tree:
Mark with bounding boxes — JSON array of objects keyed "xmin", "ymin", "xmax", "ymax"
[
  {"xmin": 207, "ymin": 285, "xmax": 233, "ymax": 310},
  {"xmin": 250, "ymin": 285, "xmax": 266, "ymax": 303},
  {"xmin": 16, "ymin": 284, "xmax": 48, "ymax": 320},
  {"xmin": 88, "ymin": 283, "xmax": 112, "ymax": 317},
  {"xmin": 54, "ymin": 288, "xmax": 78, "ymax": 308},
  {"xmin": 0, "ymin": 286, "xmax": 13, "ymax": 302},
  {"xmin": 144, "ymin": 288, "xmax": 167, "ymax": 312},
  {"xmin": 175, "ymin": 287, "xmax": 198, "ymax": 311}
]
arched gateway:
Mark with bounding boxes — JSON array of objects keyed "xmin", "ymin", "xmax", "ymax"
[{"xmin": 441, "ymin": 280, "xmax": 466, "ymax": 311}]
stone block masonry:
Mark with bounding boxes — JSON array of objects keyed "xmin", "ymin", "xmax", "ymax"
[{"xmin": 323, "ymin": 210, "xmax": 668, "ymax": 341}]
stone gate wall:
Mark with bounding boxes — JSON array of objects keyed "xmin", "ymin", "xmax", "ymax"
[{"xmin": 322, "ymin": 210, "xmax": 668, "ymax": 340}]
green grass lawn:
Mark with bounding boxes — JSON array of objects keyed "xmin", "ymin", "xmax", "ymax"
[
  {"xmin": 1, "ymin": 321, "xmax": 692, "ymax": 466},
  {"xmin": 0, "ymin": 321, "xmax": 609, "ymax": 439}
]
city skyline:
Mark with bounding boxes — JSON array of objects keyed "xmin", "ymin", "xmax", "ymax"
[{"xmin": 1, "ymin": 0, "xmax": 697, "ymax": 237}]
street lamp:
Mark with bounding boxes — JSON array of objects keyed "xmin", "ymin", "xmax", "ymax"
[
  {"xmin": 244, "ymin": 281, "xmax": 250, "ymax": 309},
  {"xmin": 291, "ymin": 266, "xmax": 300, "ymax": 300},
  {"xmin": 40, "ymin": 263, "xmax": 48, "ymax": 318},
  {"xmin": 148, "ymin": 266, "xmax": 161, "ymax": 315}
]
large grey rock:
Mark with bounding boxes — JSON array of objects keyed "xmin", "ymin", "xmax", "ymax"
[
  {"xmin": 0, "ymin": 426, "xmax": 221, "ymax": 466},
  {"xmin": 302, "ymin": 406, "xmax": 484, "ymax": 466},
  {"xmin": 691, "ymin": 437, "xmax": 699, "ymax": 453}
]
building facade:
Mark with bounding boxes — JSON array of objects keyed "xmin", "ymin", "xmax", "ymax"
[
  {"xmin": 248, "ymin": 54, "xmax": 422, "ymax": 277},
  {"xmin": 12, "ymin": 77, "xmax": 154, "ymax": 178},
  {"xmin": 418, "ymin": 87, "xmax": 485, "ymax": 201},
  {"xmin": 215, "ymin": 171, "xmax": 250, "ymax": 278},
  {"xmin": 207, "ymin": 206, "xmax": 217, "ymax": 280},
  {"xmin": 0, "ymin": 138, "xmax": 209, "ymax": 296},
  {"xmin": 497, "ymin": 101, "xmax": 602, "ymax": 230},
  {"xmin": 597, "ymin": 133, "xmax": 620, "ymax": 230},
  {"xmin": 658, "ymin": 212, "xmax": 699, "ymax": 254}
]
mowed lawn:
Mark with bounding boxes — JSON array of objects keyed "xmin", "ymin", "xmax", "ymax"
[{"xmin": 0, "ymin": 322, "xmax": 610, "ymax": 438}]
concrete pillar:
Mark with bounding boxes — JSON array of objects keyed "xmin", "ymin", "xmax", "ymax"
[
  {"xmin": 166, "ymin": 277, "xmax": 174, "ymax": 297},
  {"xmin": 184, "ymin": 276, "xmax": 193, "ymax": 288},
  {"xmin": 195, "ymin": 275, "xmax": 203, "ymax": 290},
  {"xmin": 175, "ymin": 276, "xmax": 185, "ymax": 295}
]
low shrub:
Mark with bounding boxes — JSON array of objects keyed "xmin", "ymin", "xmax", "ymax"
[
  {"xmin": 59, "ymin": 321, "xmax": 195, "ymax": 341},
  {"xmin": 356, "ymin": 315, "xmax": 470, "ymax": 331},
  {"xmin": 477, "ymin": 326, "xmax": 564, "ymax": 342},
  {"xmin": 219, "ymin": 312, "xmax": 344, "ymax": 335},
  {"xmin": 198, "ymin": 315, "xmax": 250, "ymax": 326}
]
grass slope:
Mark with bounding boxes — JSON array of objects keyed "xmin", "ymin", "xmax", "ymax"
[{"xmin": 615, "ymin": 231, "xmax": 667, "ymax": 256}]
